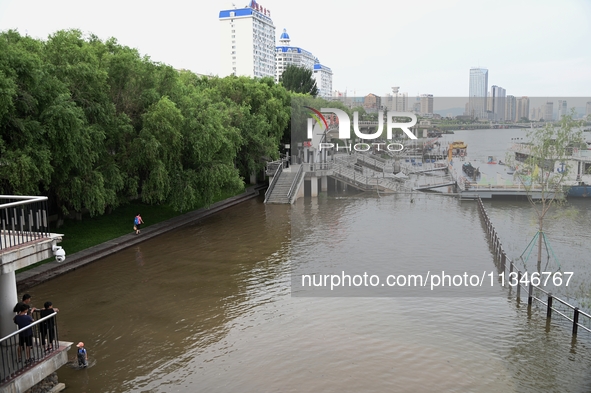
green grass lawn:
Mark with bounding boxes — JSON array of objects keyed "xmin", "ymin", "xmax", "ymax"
[
  {"xmin": 53, "ymin": 201, "xmax": 181, "ymax": 254},
  {"xmin": 17, "ymin": 187, "xmax": 248, "ymax": 273}
]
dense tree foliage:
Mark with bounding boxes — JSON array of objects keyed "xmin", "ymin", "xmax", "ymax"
[
  {"xmin": 280, "ymin": 65, "xmax": 318, "ymax": 97},
  {"xmin": 0, "ymin": 29, "xmax": 291, "ymax": 220}
]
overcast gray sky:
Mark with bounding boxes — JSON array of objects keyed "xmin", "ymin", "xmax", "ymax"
[{"xmin": 1, "ymin": 0, "xmax": 590, "ymax": 97}]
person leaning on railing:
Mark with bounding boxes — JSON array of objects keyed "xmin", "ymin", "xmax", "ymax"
[
  {"xmin": 13, "ymin": 303, "xmax": 35, "ymax": 364},
  {"xmin": 13, "ymin": 293, "xmax": 36, "ymax": 316},
  {"xmin": 39, "ymin": 301, "xmax": 59, "ymax": 352}
]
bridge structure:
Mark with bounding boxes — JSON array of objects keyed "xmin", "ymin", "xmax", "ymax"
[
  {"xmin": 347, "ymin": 120, "xmax": 542, "ymax": 132},
  {"xmin": 0, "ymin": 196, "xmax": 72, "ymax": 393},
  {"xmin": 264, "ymin": 153, "xmax": 413, "ymax": 203}
]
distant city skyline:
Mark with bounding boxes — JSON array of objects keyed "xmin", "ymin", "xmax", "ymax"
[{"xmin": 1, "ymin": 0, "xmax": 590, "ymax": 96}]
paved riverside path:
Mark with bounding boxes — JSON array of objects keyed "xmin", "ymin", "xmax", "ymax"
[{"xmin": 16, "ymin": 184, "xmax": 266, "ymax": 291}]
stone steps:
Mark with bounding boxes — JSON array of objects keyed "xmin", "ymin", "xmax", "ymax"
[{"xmin": 266, "ymin": 172, "xmax": 298, "ymax": 204}]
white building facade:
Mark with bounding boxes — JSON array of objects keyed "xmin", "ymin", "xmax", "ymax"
[
  {"xmin": 468, "ymin": 68, "xmax": 488, "ymax": 120},
  {"xmin": 557, "ymin": 100, "xmax": 567, "ymax": 120},
  {"xmin": 489, "ymin": 85, "xmax": 506, "ymax": 121},
  {"xmin": 420, "ymin": 94, "xmax": 434, "ymax": 115},
  {"xmin": 275, "ymin": 28, "xmax": 333, "ymax": 98},
  {"xmin": 313, "ymin": 62, "xmax": 333, "ymax": 99},
  {"xmin": 275, "ymin": 29, "xmax": 315, "ymax": 82},
  {"xmin": 219, "ymin": 1, "xmax": 276, "ymax": 78}
]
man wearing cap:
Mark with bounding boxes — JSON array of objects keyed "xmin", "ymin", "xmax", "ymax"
[{"xmin": 76, "ymin": 342, "xmax": 88, "ymax": 368}]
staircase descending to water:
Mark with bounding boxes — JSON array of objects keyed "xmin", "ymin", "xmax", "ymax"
[
  {"xmin": 264, "ymin": 154, "xmax": 426, "ymax": 204},
  {"xmin": 265, "ymin": 170, "xmax": 298, "ymax": 204}
]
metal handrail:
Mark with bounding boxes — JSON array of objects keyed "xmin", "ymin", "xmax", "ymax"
[
  {"xmin": 0, "ymin": 196, "xmax": 50, "ymax": 251},
  {"xmin": 287, "ymin": 165, "xmax": 304, "ymax": 203},
  {"xmin": 264, "ymin": 162, "xmax": 283, "ymax": 203},
  {"xmin": 308, "ymin": 162, "xmax": 333, "ymax": 171},
  {"xmin": 476, "ymin": 196, "xmax": 591, "ymax": 338},
  {"xmin": 1, "ymin": 313, "xmax": 57, "ymax": 342},
  {"xmin": 1, "ymin": 312, "xmax": 60, "ymax": 382},
  {"xmin": 0, "ymin": 196, "xmax": 48, "ymax": 209}
]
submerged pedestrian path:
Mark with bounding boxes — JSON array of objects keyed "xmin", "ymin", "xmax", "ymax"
[{"xmin": 16, "ymin": 184, "xmax": 266, "ymax": 291}]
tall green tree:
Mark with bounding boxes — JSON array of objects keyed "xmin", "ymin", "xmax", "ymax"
[
  {"xmin": 174, "ymin": 80, "xmax": 243, "ymax": 210},
  {"xmin": 0, "ymin": 30, "xmax": 53, "ymax": 195},
  {"xmin": 42, "ymin": 29, "xmax": 123, "ymax": 217},
  {"xmin": 506, "ymin": 110, "xmax": 585, "ymax": 272},
  {"xmin": 0, "ymin": 29, "xmax": 295, "ymax": 219},
  {"xmin": 280, "ymin": 65, "xmax": 318, "ymax": 97},
  {"xmin": 206, "ymin": 76, "xmax": 290, "ymax": 180}
]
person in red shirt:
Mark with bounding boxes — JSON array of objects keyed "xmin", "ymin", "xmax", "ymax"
[{"xmin": 134, "ymin": 213, "xmax": 144, "ymax": 235}]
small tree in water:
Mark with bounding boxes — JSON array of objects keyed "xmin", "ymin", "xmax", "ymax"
[{"xmin": 507, "ymin": 109, "xmax": 585, "ymax": 272}]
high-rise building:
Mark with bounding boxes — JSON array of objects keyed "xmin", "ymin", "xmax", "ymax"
[
  {"xmin": 383, "ymin": 94, "xmax": 396, "ymax": 111},
  {"xmin": 313, "ymin": 62, "xmax": 333, "ymax": 99},
  {"xmin": 420, "ymin": 94, "xmax": 434, "ymax": 115},
  {"xmin": 544, "ymin": 101, "xmax": 554, "ymax": 121},
  {"xmin": 363, "ymin": 93, "xmax": 381, "ymax": 113},
  {"xmin": 505, "ymin": 95, "xmax": 516, "ymax": 122},
  {"xmin": 383, "ymin": 89, "xmax": 408, "ymax": 112},
  {"xmin": 275, "ymin": 28, "xmax": 333, "ymax": 98},
  {"xmin": 219, "ymin": 1, "xmax": 276, "ymax": 78},
  {"xmin": 557, "ymin": 100, "xmax": 567, "ymax": 120},
  {"xmin": 396, "ymin": 92, "xmax": 408, "ymax": 112},
  {"xmin": 531, "ymin": 106, "xmax": 542, "ymax": 121},
  {"xmin": 382, "ymin": 86, "xmax": 408, "ymax": 112},
  {"xmin": 586, "ymin": 102, "xmax": 591, "ymax": 118},
  {"xmin": 468, "ymin": 68, "xmax": 488, "ymax": 120},
  {"xmin": 275, "ymin": 29, "xmax": 315, "ymax": 82},
  {"xmin": 489, "ymin": 86, "xmax": 506, "ymax": 121},
  {"xmin": 517, "ymin": 97, "xmax": 529, "ymax": 122}
]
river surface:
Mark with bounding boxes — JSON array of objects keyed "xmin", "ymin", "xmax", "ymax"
[{"xmin": 27, "ymin": 129, "xmax": 591, "ymax": 392}]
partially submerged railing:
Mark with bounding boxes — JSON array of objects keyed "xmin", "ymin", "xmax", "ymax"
[
  {"xmin": 0, "ymin": 312, "xmax": 59, "ymax": 383},
  {"xmin": 477, "ymin": 197, "xmax": 591, "ymax": 338},
  {"xmin": 0, "ymin": 196, "xmax": 49, "ymax": 251},
  {"xmin": 286, "ymin": 165, "xmax": 304, "ymax": 204},
  {"xmin": 264, "ymin": 162, "xmax": 283, "ymax": 203}
]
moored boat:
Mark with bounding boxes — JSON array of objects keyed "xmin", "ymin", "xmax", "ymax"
[
  {"xmin": 451, "ymin": 141, "xmax": 467, "ymax": 149},
  {"xmin": 449, "ymin": 141, "xmax": 468, "ymax": 158},
  {"xmin": 462, "ymin": 162, "xmax": 480, "ymax": 179}
]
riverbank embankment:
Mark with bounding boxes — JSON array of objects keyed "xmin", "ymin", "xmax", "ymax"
[{"xmin": 16, "ymin": 184, "xmax": 266, "ymax": 291}]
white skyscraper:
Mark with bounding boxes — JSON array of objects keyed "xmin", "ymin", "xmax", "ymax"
[
  {"xmin": 557, "ymin": 100, "xmax": 567, "ymax": 120},
  {"xmin": 219, "ymin": 1, "xmax": 276, "ymax": 78},
  {"xmin": 468, "ymin": 68, "xmax": 488, "ymax": 120}
]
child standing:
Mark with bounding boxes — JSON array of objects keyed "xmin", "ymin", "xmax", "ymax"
[{"xmin": 76, "ymin": 342, "xmax": 88, "ymax": 368}]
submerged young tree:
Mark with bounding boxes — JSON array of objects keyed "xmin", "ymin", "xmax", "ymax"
[{"xmin": 507, "ymin": 110, "xmax": 585, "ymax": 272}]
